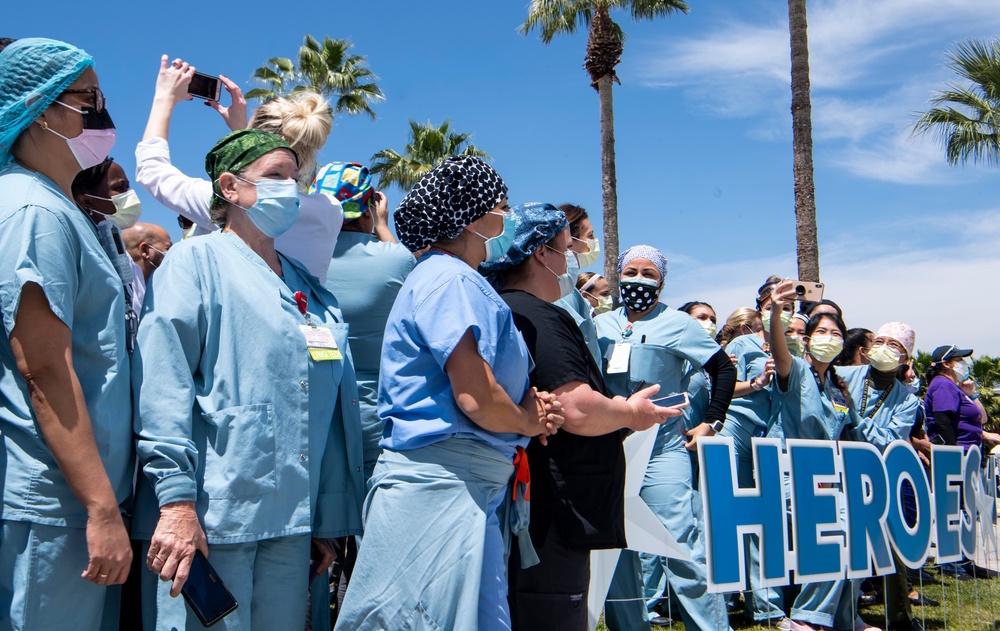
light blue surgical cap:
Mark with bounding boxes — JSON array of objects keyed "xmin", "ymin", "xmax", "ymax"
[
  {"xmin": 618, "ymin": 244, "xmax": 668, "ymax": 278},
  {"xmin": 0, "ymin": 38, "xmax": 94, "ymax": 166}
]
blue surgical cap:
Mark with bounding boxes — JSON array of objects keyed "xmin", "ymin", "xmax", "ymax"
[
  {"xmin": 480, "ymin": 202, "xmax": 569, "ymax": 276},
  {"xmin": 0, "ymin": 38, "xmax": 94, "ymax": 166}
]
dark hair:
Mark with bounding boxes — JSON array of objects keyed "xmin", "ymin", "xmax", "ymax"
[
  {"xmin": 70, "ymin": 157, "xmax": 114, "ymax": 198},
  {"xmin": 558, "ymin": 204, "xmax": 589, "ymax": 238},
  {"xmin": 678, "ymin": 301, "xmax": 713, "ymax": 316},
  {"xmin": 804, "ymin": 298, "xmax": 843, "ymax": 319},
  {"xmin": 755, "ymin": 275, "xmax": 781, "ymax": 310},
  {"xmin": 924, "ymin": 360, "xmax": 951, "ymax": 389},
  {"xmin": 834, "ymin": 328, "xmax": 873, "ymax": 367},
  {"xmin": 0, "ymin": 38, "xmax": 16, "ymax": 53}
]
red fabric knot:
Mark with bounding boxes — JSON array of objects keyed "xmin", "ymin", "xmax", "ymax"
[{"xmin": 512, "ymin": 446, "xmax": 530, "ymax": 501}]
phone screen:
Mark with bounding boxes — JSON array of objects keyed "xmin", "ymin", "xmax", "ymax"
[
  {"xmin": 181, "ymin": 550, "xmax": 238, "ymax": 627},
  {"xmin": 651, "ymin": 392, "xmax": 688, "ymax": 408},
  {"xmin": 188, "ymin": 72, "xmax": 220, "ymax": 101}
]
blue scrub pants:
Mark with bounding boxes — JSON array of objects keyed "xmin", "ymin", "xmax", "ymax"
[
  {"xmin": 140, "ymin": 534, "xmax": 311, "ymax": 630},
  {"xmin": 718, "ymin": 420, "xmax": 786, "ymax": 621},
  {"xmin": 0, "ymin": 520, "xmax": 120, "ymax": 631},
  {"xmin": 636, "ymin": 426, "xmax": 732, "ymax": 631},
  {"xmin": 335, "ymin": 439, "xmax": 514, "ymax": 631}
]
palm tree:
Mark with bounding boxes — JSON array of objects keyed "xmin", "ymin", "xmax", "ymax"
[
  {"xmin": 370, "ymin": 119, "xmax": 491, "ymax": 192},
  {"xmin": 788, "ymin": 0, "xmax": 820, "ymax": 282},
  {"xmin": 245, "ymin": 35, "xmax": 384, "ymax": 119},
  {"xmin": 913, "ymin": 38, "xmax": 1000, "ymax": 167},
  {"xmin": 520, "ymin": 0, "xmax": 689, "ymax": 296}
]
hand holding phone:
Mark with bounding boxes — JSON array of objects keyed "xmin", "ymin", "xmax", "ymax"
[
  {"xmin": 181, "ymin": 550, "xmax": 238, "ymax": 628},
  {"xmin": 188, "ymin": 71, "xmax": 222, "ymax": 102}
]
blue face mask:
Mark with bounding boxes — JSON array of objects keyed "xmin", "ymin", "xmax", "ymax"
[
  {"xmin": 474, "ymin": 211, "xmax": 516, "ymax": 262},
  {"xmin": 230, "ymin": 177, "xmax": 300, "ymax": 238}
]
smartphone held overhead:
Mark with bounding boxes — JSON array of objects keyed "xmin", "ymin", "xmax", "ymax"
[
  {"xmin": 790, "ymin": 280, "xmax": 824, "ymax": 302},
  {"xmin": 188, "ymin": 71, "xmax": 222, "ymax": 101}
]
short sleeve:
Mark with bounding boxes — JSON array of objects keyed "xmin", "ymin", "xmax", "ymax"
[
  {"xmin": 412, "ymin": 272, "xmax": 501, "ymax": 369},
  {"xmin": 928, "ymin": 381, "xmax": 961, "ymax": 415},
  {"xmin": 0, "ymin": 206, "xmax": 78, "ymax": 333},
  {"xmin": 673, "ymin": 315, "xmax": 722, "ymax": 368},
  {"xmin": 512, "ymin": 306, "xmax": 591, "ymax": 393}
]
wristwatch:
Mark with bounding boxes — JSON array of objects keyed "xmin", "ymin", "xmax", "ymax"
[{"xmin": 709, "ymin": 420, "xmax": 724, "ymax": 433}]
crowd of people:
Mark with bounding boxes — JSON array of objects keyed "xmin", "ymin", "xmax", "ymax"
[{"xmin": 0, "ymin": 37, "xmax": 997, "ymax": 631}]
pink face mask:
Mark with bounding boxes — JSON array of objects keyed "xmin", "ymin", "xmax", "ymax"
[{"xmin": 46, "ymin": 101, "xmax": 116, "ymax": 170}]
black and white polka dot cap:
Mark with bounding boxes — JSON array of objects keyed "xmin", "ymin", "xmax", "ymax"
[{"xmin": 393, "ymin": 155, "xmax": 507, "ymax": 252}]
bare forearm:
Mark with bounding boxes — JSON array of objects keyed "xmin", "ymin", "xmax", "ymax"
[
  {"xmin": 455, "ymin": 381, "xmax": 531, "ymax": 435},
  {"xmin": 143, "ymin": 97, "xmax": 176, "ymax": 141},
  {"xmin": 28, "ymin": 366, "xmax": 120, "ymax": 516},
  {"xmin": 374, "ymin": 223, "xmax": 398, "ymax": 244},
  {"xmin": 557, "ymin": 385, "xmax": 634, "ymax": 436}
]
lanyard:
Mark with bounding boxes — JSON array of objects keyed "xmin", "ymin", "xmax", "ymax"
[{"xmin": 860, "ymin": 376, "xmax": 894, "ymax": 419}]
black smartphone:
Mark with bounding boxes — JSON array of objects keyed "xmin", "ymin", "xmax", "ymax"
[
  {"xmin": 188, "ymin": 71, "xmax": 222, "ymax": 101},
  {"xmin": 931, "ymin": 435, "xmax": 947, "ymax": 446},
  {"xmin": 181, "ymin": 550, "xmax": 238, "ymax": 627}
]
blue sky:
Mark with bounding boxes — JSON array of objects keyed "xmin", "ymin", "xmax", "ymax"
[{"xmin": 8, "ymin": 0, "xmax": 1000, "ymax": 353}]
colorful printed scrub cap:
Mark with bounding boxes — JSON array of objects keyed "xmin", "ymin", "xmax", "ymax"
[
  {"xmin": 617, "ymin": 244, "xmax": 668, "ymax": 278},
  {"xmin": 310, "ymin": 162, "xmax": 374, "ymax": 222},
  {"xmin": 205, "ymin": 129, "xmax": 296, "ymax": 210},
  {"xmin": 875, "ymin": 322, "xmax": 916, "ymax": 358},
  {"xmin": 0, "ymin": 38, "xmax": 94, "ymax": 166},
  {"xmin": 479, "ymin": 202, "xmax": 568, "ymax": 274},
  {"xmin": 394, "ymin": 155, "xmax": 507, "ymax": 252}
]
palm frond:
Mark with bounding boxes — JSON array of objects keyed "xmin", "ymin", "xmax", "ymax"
[
  {"xmin": 520, "ymin": 0, "xmax": 592, "ymax": 43},
  {"xmin": 370, "ymin": 119, "xmax": 492, "ymax": 192}
]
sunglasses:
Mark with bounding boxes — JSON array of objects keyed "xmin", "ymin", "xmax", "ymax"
[{"xmin": 61, "ymin": 87, "xmax": 106, "ymax": 113}]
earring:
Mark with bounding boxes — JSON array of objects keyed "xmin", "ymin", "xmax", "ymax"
[{"xmin": 40, "ymin": 121, "xmax": 49, "ymax": 129}]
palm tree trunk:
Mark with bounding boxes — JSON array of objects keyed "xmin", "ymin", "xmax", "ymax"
[
  {"xmin": 788, "ymin": 0, "xmax": 820, "ymax": 282},
  {"xmin": 597, "ymin": 74, "xmax": 621, "ymax": 297}
]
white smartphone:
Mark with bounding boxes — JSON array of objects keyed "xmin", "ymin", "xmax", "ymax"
[{"xmin": 651, "ymin": 392, "xmax": 689, "ymax": 408}]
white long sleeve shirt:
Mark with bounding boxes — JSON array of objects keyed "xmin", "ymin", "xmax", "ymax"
[{"xmin": 135, "ymin": 137, "xmax": 342, "ymax": 283}]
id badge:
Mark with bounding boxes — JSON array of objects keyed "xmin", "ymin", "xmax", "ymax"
[
  {"xmin": 607, "ymin": 341, "xmax": 631, "ymax": 374},
  {"xmin": 829, "ymin": 388, "xmax": 849, "ymax": 416},
  {"xmin": 299, "ymin": 325, "xmax": 343, "ymax": 361}
]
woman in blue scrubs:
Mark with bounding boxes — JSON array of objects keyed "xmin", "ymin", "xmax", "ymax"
[
  {"xmin": 596, "ymin": 245, "xmax": 737, "ymax": 631},
  {"xmin": 0, "ymin": 38, "xmax": 133, "ymax": 630},
  {"xmin": 335, "ymin": 157, "xmax": 564, "ymax": 631},
  {"xmin": 768, "ymin": 280, "xmax": 877, "ymax": 631},
  {"xmin": 133, "ymin": 129, "xmax": 365, "ymax": 630}
]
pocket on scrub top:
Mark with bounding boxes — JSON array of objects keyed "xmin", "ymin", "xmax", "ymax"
[
  {"xmin": 200, "ymin": 403, "xmax": 277, "ymax": 499},
  {"xmin": 628, "ymin": 344, "xmax": 681, "ymax": 392}
]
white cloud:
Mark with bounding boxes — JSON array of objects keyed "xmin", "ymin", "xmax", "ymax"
[
  {"xmin": 660, "ymin": 208, "xmax": 1000, "ymax": 356},
  {"xmin": 632, "ymin": 0, "xmax": 1000, "ymax": 184}
]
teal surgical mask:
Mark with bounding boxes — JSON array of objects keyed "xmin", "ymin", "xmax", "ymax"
[
  {"xmin": 474, "ymin": 211, "xmax": 516, "ymax": 263},
  {"xmin": 228, "ymin": 176, "xmax": 301, "ymax": 238}
]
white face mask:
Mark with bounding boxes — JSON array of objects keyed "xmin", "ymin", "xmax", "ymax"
[{"xmin": 85, "ymin": 189, "xmax": 142, "ymax": 230}]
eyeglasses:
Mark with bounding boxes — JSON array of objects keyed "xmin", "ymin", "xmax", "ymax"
[
  {"xmin": 60, "ymin": 87, "xmax": 106, "ymax": 113},
  {"xmin": 177, "ymin": 216, "xmax": 194, "ymax": 229}
]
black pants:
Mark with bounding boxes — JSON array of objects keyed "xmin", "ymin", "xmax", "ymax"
[{"xmin": 509, "ymin": 522, "xmax": 590, "ymax": 631}]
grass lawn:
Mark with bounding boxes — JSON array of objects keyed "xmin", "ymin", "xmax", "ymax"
[{"xmin": 597, "ymin": 571, "xmax": 1000, "ymax": 630}]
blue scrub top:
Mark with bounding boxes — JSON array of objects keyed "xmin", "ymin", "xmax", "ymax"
[
  {"xmin": 595, "ymin": 304, "xmax": 721, "ymax": 399},
  {"xmin": 838, "ymin": 366, "xmax": 918, "ymax": 452},
  {"xmin": 725, "ymin": 333, "xmax": 775, "ymax": 432},
  {"xmin": 326, "ymin": 231, "xmax": 415, "ymax": 472},
  {"xmin": 0, "ymin": 164, "xmax": 133, "ymax": 528},
  {"xmin": 378, "ymin": 250, "xmax": 531, "ymax": 460},
  {"xmin": 769, "ymin": 356, "xmax": 849, "ymax": 443},
  {"xmin": 554, "ymin": 288, "xmax": 601, "ymax": 363},
  {"xmin": 132, "ymin": 231, "xmax": 364, "ymax": 543}
]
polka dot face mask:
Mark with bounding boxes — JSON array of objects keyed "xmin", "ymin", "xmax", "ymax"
[{"xmin": 619, "ymin": 277, "xmax": 660, "ymax": 312}]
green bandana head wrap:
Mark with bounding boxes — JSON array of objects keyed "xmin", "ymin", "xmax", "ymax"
[{"xmin": 205, "ymin": 129, "xmax": 297, "ymax": 210}]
